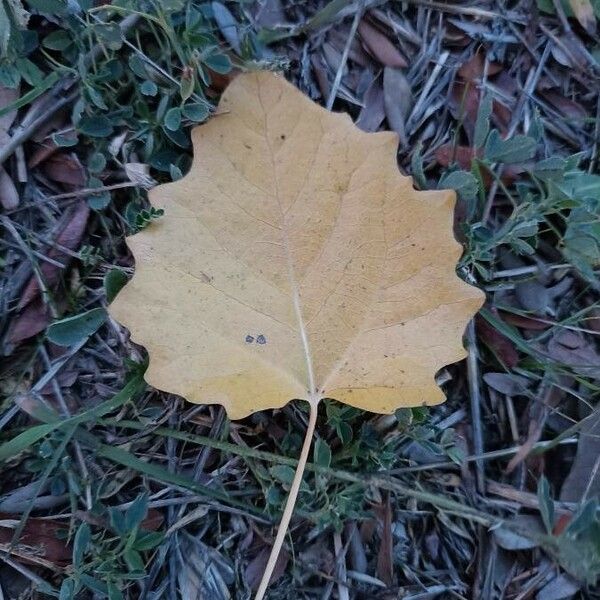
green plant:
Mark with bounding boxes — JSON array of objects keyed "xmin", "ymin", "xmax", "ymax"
[{"xmin": 58, "ymin": 494, "xmax": 164, "ymax": 600}]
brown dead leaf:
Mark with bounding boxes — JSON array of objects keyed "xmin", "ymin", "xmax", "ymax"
[
  {"xmin": 245, "ymin": 547, "xmax": 289, "ymax": 590},
  {"xmin": 483, "ymin": 372, "xmax": 529, "ymax": 396},
  {"xmin": 111, "ymin": 72, "xmax": 483, "ymax": 419},
  {"xmin": 457, "ymin": 52, "xmax": 503, "ymax": 82},
  {"xmin": 0, "ymin": 515, "xmax": 71, "ymax": 567},
  {"xmin": 7, "ymin": 298, "xmax": 52, "ymax": 344},
  {"xmin": 448, "ymin": 81, "xmax": 480, "ymax": 143},
  {"xmin": 500, "ymin": 311, "xmax": 552, "ymax": 331},
  {"xmin": 505, "ymin": 382, "xmax": 564, "ymax": 475},
  {"xmin": 435, "ymin": 144, "xmax": 479, "ymax": 169},
  {"xmin": 586, "ymin": 307, "xmax": 600, "ymax": 333},
  {"xmin": 42, "ymin": 152, "xmax": 86, "ymax": 187},
  {"xmin": 28, "ymin": 141, "xmax": 60, "ymax": 169},
  {"xmin": 560, "ymin": 406, "xmax": 600, "ymax": 502},
  {"xmin": 299, "ymin": 542, "xmax": 334, "ymax": 575},
  {"xmin": 358, "ymin": 19, "xmax": 407, "ymax": 68},
  {"xmin": 538, "ymin": 90, "xmax": 587, "ymax": 121},
  {"xmin": 374, "ymin": 495, "xmax": 394, "ymax": 586},
  {"xmin": 435, "ymin": 144, "xmax": 523, "ymax": 187},
  {"xmin": 547, "ymin": 330, "xmax": 600, "ymax": 381},
  {"xmin": 356, "ymin": 74, "xmax": 385, "ymax": 133},
  {"xmin": 0, "ymin": 166, "xmax": 19, "ymax": 210},
  {"xmin": 476, "ymin": 314, "xmax": 519, "ymax": 368},
  {"xmin": 19, "ymin": 202, "xmax": 90, "ymax": 309},
  {"xmin": 383, "ymin": 67, "xmax": 411, "ymax": 147},
  {"xmin": 449, "ymin": 54, "xmax": 511, "ymax": 143}
]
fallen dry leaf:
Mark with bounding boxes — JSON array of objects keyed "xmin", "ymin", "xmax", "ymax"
[
  {"xmin": 434, "ymin": 144, "xmax": 522, "ymax": 188},
  {"xmin": 476, "ymin": 313, "xmax": 519, "ymax": 368},
  {"xmin": 383, "ymin": 66, "xmax": 411, "ymax": 147},
  {"xmin": 111, "ymin": 71, "xmax": 483, "ymax": 419},
  {"xmin": 435, "ymin": 144, "xmax": 479, "ymax": 169},
  {"xmin": 374, "ymin": 495, "xmax": 394, "ymax": 586},
  {"xmin": 499, "ymin": 311, "xmax": 551, "ymax": 331},
  {"xmin": 560, "ymin": 406, "xmax": 600, "ymax": 502},
  {"xmin": 0, "ymin": 514, "xmax": 71, "ymax": 568},
  {"xmin": 7, "ymin": 298, "xmax": 53, "ymax": 344},
  {"xmin": 547, "ymin": 330, "xmax": 600, "ymax": 381},
  {"xmin": 245, "ymin": 547, "xmax": 289, "ymax": 590},
  {"xmin": 18, "ymin": 201, "xmax": 90, "ymax": 310},
  {"xmin": 356, "ymin": 74, "xmax": 385, "ymax": 133},
  {"xmin": 358, "ymin": 19, "xmax": 407, "ymax": 68},
  {"xmin": 457, "ymin": 52, "xmax": 503, "ymax": 82},
  {"xmin": 42, "ymin": 152, "xmax": 86, "ymax": 187},
  {"xmin": 0, "ymin": 166, "xmax": 19, "ymax": 210}
]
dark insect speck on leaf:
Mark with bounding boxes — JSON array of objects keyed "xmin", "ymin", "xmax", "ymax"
[
  {"xmin": 245, "ymin": 335, "xmax": 254, "ymax": 343},
  {"xmin": 256, "ymin": 334, "xmax": 266, "ymax": 345}
]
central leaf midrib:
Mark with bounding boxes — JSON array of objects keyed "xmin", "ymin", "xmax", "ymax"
[{"xmin": 257, "ymin": 83, "xmax": 317, "ymax": 398}]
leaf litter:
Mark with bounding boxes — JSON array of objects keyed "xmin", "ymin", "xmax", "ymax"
[{"xmin": 1, "ymin": 0, "xmax": 600, "ymax": 598}]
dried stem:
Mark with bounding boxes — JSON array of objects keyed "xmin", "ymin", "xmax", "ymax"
[{"xmin": 254, "ymin": 395, "xmax": 320, "ymax": 600}]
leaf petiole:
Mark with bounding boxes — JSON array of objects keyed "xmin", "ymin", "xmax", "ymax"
[{"xmin": 254, "ymin": 394, "xmax": 320, "ymax": 600}]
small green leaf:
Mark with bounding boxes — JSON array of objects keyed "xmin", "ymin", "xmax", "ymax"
[
  {"xmin": 51, "ymin": 132, "xmax": 78, "ymax": 147},
  {"xmin": 109, "ymin": 508, "xmax": 127, "ymax": 535},
  {"xmin": 0, "ymin": 1, "xmax": 10, "ymax": 55},
  {"xmin": 125, "ymin": 493, "xmax": 149, "ymax": 530},
  {"xmin": 27, "ymin": 0, "xmax": 68, "ymax": 14},
  {"xmin": 86, "ymin": 177, "xmax": 111, "ymax": 210},
  {"xmin": 88, "ymin": 152, "xmax": 106, "ymax": 174},
  {"xmin": 565, "ymin": 499, "xmax": 598, "ymax": 536},
  {"xmin": 123, "ymin": 549, "xmax": 145, "ymax": 572},
  {"xmin": 269, "ymin": 464, "xmax": 295, "ymax": 485},
  {"xmin": 15, "ymin": 58, "xmax": 44, "ymax": 87},
  {"xmin": 180, "ymin": 72, "xmax": 195, "ymax": 102},
  {"xmin": 107, "ymin": 583, "xmax": 124, "ymax": 600},
  {"xmin": 132, "ymin": 531, "xmax": 164, "ymax": 551},
  {"xmin": 410, "ymin": 142, "xmax": 426, "ymax": 189},
  {"xmin": 86, "ymin": 86, "xmax": 108, "ymax": 110},
  {"xmin": 439, "ymin": 170, "xmax": 478, "ymax": 201},
  {"xmin": 94, "ymin": 23, "xmax": 122, "ymax": 50},
  {"xmin": 164, "ymin": 107, "xmax": 182, "ymax": 131},
  {"xmin": 140, "ymin": 80, "xmax": 158, "ymax": 96},
  {"xmin": 537, "ymin": 476, "xmax": 555, "ymax": 534},
  {"xmin": 182, "ymin": 102, "xmax": 210, "ymax": 123},
  {"xmin": 42, "ymin": 30, "xmax": 72, "ymax": 51},
  {"xmin": 203, "ymin": 52, "xmax": 232, "ymax": 74},
  {"xmin": 314, "ymin": 437, "xmax": 332, "ymax": 468},
  {"xmin": 336, "ymin": 421, "xmax": 353, "ymax": 444},
  {"xmin": 80, "ymin": 574, "xmax": 108, "ymax": 595},
  {"xmin": 78, "ymin": 115, "xmax": 113, "ymax": 138},
  {"xmin": 73, "ymin": 522, "xmax": 91, "ymax": 568},
  {"xmin": 474, "ymin": 93, "xmax": 493, "ymax": 149},
  {"xmin": 59, "ymin": 579, "xmax": 75, "ymax": 600},
  {"xmin": 128, "ymin": 54, "xmax": 148, "ymax": 78},
  {"xmin": 485, "ymin": 130, "xmax": 537, "ymax": 163},
  {"xmin": 46, "ymin": 308, "xmax": 107, "ymax": 346},
  {"xmin": 104, "ymin": 269, "xmax": 128, "ymax": 303},
  {"xmin": 533, "ymin": 156, "xmax": 567, "ymax": 181},
  {"xmin": 0, "ymin": 63, "xmax": 21, "ymax": 88},
  {"xmin": 269, "ymin": 464, "xmax": 310, "ymax": 492}
]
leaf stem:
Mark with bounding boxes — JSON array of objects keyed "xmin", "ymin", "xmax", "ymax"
[{"xmin": 254, "ymin": 395, "xmax": 320, "ymax": 600}]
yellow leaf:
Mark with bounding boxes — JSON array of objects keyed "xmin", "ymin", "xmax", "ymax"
[{"xmin": 111, "ymin": 71, "xmax": 484, "ymax": 420}]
